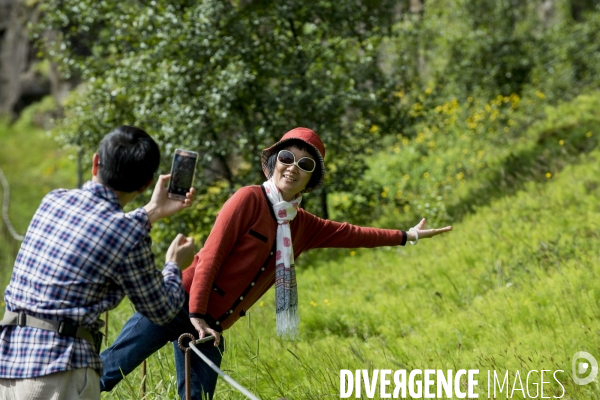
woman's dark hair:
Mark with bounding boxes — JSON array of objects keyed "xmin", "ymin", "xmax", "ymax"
[
  {"xmin": 97, "ymin": 125, "xmax": 160, "ymax": 192},
  {"xmin": 266, "ymin": 139, "xmax": 322, "ymax": 192}
]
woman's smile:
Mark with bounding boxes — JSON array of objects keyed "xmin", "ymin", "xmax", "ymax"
[{"xmin": 273, "ymin": 146, "xmax": 313, "ymax": 201}]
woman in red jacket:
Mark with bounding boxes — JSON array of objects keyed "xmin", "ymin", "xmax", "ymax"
[{"xmin": 100, "ymin": 127, "xmax": 452, "ymax": 399}]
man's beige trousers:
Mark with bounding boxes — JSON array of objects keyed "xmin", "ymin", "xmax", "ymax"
[{"xmin": 0, "ymin": 367, "xmax": 99, "ymax": 400}]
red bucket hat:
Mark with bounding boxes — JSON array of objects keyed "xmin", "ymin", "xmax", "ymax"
[{"xmin": 261, "ymin": 127, "xmax": 325, "ymax": 193}]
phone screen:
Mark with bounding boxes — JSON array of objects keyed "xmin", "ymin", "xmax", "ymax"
[{"xmin": 168, "ymin": 150, "xmax": 198, "ymax": 197}]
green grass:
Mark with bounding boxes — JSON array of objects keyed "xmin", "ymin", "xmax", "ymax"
[
  {"xmin": 2, "ymin": 95, "xmax": 599, "ymax": 399},
  {"xmin": 0, "ymin": 104, "xmax": 77, "ymax": 298},
  {"xmin": 220, "ymin": 150, "xmax": 600, "ymax": 399},
  {"xmin": 0, "ymin": 117, "xmax": 78, "ymax": 232},
  {"xmin": 99, "ymin": 153, "xmax": 600, "ymax": 399}
]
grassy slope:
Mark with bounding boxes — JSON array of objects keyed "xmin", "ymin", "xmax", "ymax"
[
  {"xmin": 0, "ymin": 120, "xmax": 77, "ymax": 232},
  {"xmin": 0, "ymin": 113, "xmax": 77, "ymax": 297},
  {"xmin": 103, "ymin": 147, "xmax": 600, "ymax": 397},
  {"xmin": 0, "ymin": 97, "xmax": 598, "ymax": 399},
  {"xmin": 216, "ymin": 150, "xmax": 600, "ymax": 399}
]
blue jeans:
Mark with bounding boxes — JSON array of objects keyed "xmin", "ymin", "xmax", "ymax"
[{"xmin": 99, "ymin": 304, "xmax": 224, "ymax": 400}]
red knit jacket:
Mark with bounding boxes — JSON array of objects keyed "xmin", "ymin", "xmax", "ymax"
[{"xmin": 182, "ymin": 185, "xmax": 407, "ymax": 330}]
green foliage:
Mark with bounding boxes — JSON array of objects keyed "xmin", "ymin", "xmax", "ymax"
[
  {"xmin": 100, "ymin": 147, "xmax": 600, "ymax": 399},
  {"xmin": 33, "ymin": 0, "xmax": 600, "ymax": 232},
  {"xmin": 3, "ymin": 2, "xmax": 600, "ymax": 397},
  {"xmin": 0, "ymin": 104, "xmax": 77, "ymax": 232},
  {"xmin": 337, "ymin": 91, "xmax": 600, "ymax": 231},
  {"xmin": 0, "ymin": 104, "xmax": 77, "ymax": 294},
  {"xmin": 34, "ymin": 0, "xmax": 410, "ymax": 244}
]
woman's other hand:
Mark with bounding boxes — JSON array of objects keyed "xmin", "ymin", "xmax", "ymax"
[
  {"xmin": 190, "ymin": 318, "xmax": 221, "ymax": 346},
  {"xmin": 407, "ymin": 218, "xmax": 452, "ymax": 241},
  {"xmin": 166, "ymin": 233, "xmax": 195, "ymax": 269},
  {"xmin": 144, "ymin": 174, "xmax": 195, "ymax": 224}
]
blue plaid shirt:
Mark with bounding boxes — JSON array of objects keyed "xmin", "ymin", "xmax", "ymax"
[{"xmin": 0, "ymin": 181, "xmax": 186, "ymax": 378}]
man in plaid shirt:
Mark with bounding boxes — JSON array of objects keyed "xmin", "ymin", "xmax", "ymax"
[{"xmin": 0, "ymin": 126, "xmax": 195, "ymax": 399}]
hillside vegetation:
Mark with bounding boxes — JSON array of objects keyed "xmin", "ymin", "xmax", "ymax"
[
  {"xmin": 0, "ymin": 99, "xmax": 76, "ymax": 292},
  {"xmin": 1, "ymin": 1, "xmax": 600, "ymax": 398},
  {"xmin": 1, "ymin": 94, "xmax": 599, "ymax": 400},
  {"xmin": 97, "ymin": 92, "xmax": 600, "ymax": 399}
]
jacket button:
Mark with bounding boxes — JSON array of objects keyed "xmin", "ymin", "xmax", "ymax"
[
  {"xmin": 229, "ymin": 310, "xmax": 233, "ymax": 314},
  {"xmin": 270, "ymin": 252, "xmax": 273, "ymax": 255},
  {"xmin": 251, "ymin": 282, "xmax": 255, "ymax": 286},
  {"xmin": 216, "ymin": 321, "xmax": 220, "ymax": 325},
  {"xmin": 261, "ymin": 267, "xmax": 265, "ymax": 271},
  {"xmin": 240, "ymin": 296, "xmax": 244, "ymax": 300},
  {"xmin": 239, "ymin": 310, "xmax": 246, "ymax": 317}
]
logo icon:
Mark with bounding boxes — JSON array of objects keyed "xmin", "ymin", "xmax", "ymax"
[{"xmin": 572, "ymin": 351, "xmax": 599, "ymax": 385}]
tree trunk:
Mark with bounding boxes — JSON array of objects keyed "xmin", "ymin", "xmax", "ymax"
[
  {"xmin": 409, "ymin": 0, "xmax": 424, "ymax": 16},
  {"xmin": 0, "ymin": 0, "xmax": 30, "ymax": 116},
  {"xmin": 320, "ymin": 188, "xmax": 329, "ymax": 220},
  {"xmin": 409, "ymin": 0, "xmax": 427, "ymax": 81},
  {"xmin": 538, "ymin": 0, "xmax": 556, "ymax": 27}
]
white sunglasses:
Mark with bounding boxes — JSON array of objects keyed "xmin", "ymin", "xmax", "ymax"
[{"xmin": 276, "ymin": 150, "xmax": 316, "ymax": 173}]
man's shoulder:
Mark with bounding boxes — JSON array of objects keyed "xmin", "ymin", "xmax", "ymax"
[{"xmin": 39, "ymin": 187, "xmax": 146, "ymax": 235}]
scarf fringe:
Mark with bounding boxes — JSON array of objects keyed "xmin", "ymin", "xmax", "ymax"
[{"xmin": 276, "ymin": 309, "xmax": 300, "ymax": 339}]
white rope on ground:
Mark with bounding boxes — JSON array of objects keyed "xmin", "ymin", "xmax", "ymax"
[
  {"xmin": 189, "ymin": 342, "xmax": 261, "ymax": 400},
  {"xmin": 0, "ymin": 166, "xmax": 24, "ymax": 241}
]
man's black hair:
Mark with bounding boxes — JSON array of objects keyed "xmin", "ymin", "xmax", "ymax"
[
  {"xmin": 97, "ymin": 125, "xmax": 160, "ymax": 192},
  {"xmin": 266, "ymin": 139, "xmax": 322, "ymax": 192}
]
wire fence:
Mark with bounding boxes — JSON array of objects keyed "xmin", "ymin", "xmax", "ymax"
[
  {"xmin": 178, "ymin": 333, "xmax": 261, "ymax": 400},
  {"xmin": 0, "ymin": 166, "xmax": 23, "ymax": 264}
]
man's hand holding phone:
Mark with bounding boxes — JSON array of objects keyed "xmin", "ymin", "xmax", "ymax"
[{"xmin": 143, "ymin": 174, "xmax": 195, "ymax": 224}]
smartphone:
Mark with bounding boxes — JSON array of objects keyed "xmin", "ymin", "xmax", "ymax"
[{"xmin": 167, "ymin": 149, "xmax": 199, "ymax": 201}]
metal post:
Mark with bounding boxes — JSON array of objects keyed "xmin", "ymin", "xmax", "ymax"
[{"xmin": 178, "ymin": 333, "xmax": 196, "ymax": 400}]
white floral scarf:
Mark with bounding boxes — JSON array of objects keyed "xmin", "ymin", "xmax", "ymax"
[{"xmin": 263, "ymin": 178, "xmax": 302, "ymax": 338}]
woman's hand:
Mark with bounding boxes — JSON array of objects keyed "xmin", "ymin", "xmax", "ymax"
[
  {"xmin": 407, "ymin": 218, "xmax": 452, "ymax": 241},
  {"xmin": 190, "ymin": 317, "xmax": 221, "ymax": 347},
  {"xmin": 143, "ymin": 174, "xmax": 195, "ymax": 224}
]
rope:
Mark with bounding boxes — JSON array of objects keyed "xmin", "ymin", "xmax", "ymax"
[
  {"xmin": 177, "ymin": 333, "xmax": 261, "ymax": 400},
  {"xmin": 0, "ymin": 166, "xmax": 24, "ymax": 242},
  {"xmin": 189, "ymin": 342, "xmax": 261, "ymax": 400}
]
